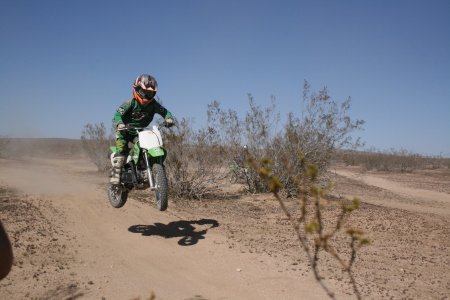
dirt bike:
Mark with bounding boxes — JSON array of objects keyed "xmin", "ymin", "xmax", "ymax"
[
  {"xmin": 228, "ymin": 163, "xmax": 249, "ymax": 183},
  {"xmin": 108, "ymin": 123, "xmax": 170, "ymax": 211}
]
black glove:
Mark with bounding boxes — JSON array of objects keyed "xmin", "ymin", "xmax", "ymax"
[{"xmin": 165, "ymin": 119, "xmax": 174, "ymax": 128}]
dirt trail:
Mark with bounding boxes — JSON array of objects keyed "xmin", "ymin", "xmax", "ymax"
[
  {"xmin": 334, "ymin": 170, "xmax": 450, "ymax": 216},
  {"xmin": 2, "ymin": 158, "xmax": 450, "ymax": 299},
  {"xmin": 0, "ymin": 158, "xmax": 328, "ymax": 300}
]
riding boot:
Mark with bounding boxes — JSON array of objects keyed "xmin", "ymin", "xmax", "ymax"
[{"xmin": 110, "ymin": 155, "xmax": 125, "ymax": 185}]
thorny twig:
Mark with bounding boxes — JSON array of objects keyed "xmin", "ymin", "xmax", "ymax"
[{"xmin": 248, "ymin": 154, "xmax": 370, "ymax": 300}]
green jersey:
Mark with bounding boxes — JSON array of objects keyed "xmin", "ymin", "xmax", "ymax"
[{"xmin": 114, "ymin": 97, "xmax": 173, "ymax": 130}]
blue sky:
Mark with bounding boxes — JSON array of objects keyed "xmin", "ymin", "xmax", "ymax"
[{"xmin": 1, "ymin": 0, "xmax": 449, "ymax": 156}]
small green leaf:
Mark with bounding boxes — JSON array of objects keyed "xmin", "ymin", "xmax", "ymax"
[
  {"xmin": 306, "ymin": 221, "xmax": 319, "ymax": 233},
  {"xmin": 269, "ymin": 177, "xmax": 282, "ymax": 193}
]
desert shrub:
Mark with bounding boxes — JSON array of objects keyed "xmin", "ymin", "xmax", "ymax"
[
  {"xmin": 81, "ymin": 123, "xmax": 114, "ymax": 173},
  {"xmin": 281, "ymin": 81, "xmax": 364, "ymax": 185},
  {"xmin": 163, "ymin": 118, "xmax": 228, "ymax": 199},
  {"xmin": 205, "ymin": 96, "xmax": 281, "ymax": 193},
  {"xmin": 341, "ymin": 147, "xmax": 449, "ymax": 172},
  {"xmin": 205, "ymin": 81, "xmax": 364, "ymax": 195},
  {"xmin": 241, "ymin": 95, "xmax": 282, "ymax": 193}
]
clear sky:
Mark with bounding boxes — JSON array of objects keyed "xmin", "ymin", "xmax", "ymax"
[{"xmin": 1, "ymin": 0, "xmax": 449, "ymax": 156}]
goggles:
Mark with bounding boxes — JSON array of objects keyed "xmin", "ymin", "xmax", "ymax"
[{"xmin": 142, "ymin": 89, "xmax": 156, "ymax": 98}]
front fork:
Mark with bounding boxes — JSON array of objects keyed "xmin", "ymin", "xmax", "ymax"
[{"xmin": 143, "ymin": 150, "xmax": 157, "ymax": 191}]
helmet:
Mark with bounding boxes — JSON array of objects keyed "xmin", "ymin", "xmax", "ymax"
[{"xmin": 133, "ymin": 74, "xmax": 158, "ymax": 106}]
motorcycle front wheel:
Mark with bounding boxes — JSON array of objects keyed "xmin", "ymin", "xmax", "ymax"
[
  {"xmin": 108, "ymin": 184, "xmax": 129, "ymax": 208},
  {"xmin": 152, "ymin": 163, "xmax": 168, "ymax": 211}
]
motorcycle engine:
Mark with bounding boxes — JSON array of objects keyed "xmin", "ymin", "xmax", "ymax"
[
  {"xmin": 120, "ymin": 169, "xmax": 134, "ymax": 184},
  {"xmin": 120, "ymin": 165, "xmax": 149, "ymax": 189},
  {"xmin": 137, "ymin": 168, "xmax": 148, "ymax": 183}
]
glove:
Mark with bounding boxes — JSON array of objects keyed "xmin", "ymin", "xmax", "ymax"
[
  {"xmin": 165, "ymin": 119, "xmax": 174, "ymax": 128},
  {"xmin": 117, "ymin": 123, "xmax": 125, "ymax": 130}
]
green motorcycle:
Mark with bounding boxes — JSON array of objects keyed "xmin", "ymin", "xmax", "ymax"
[{"xmin": 108, "ymin": 123, "xmax": 169, "ymax": 211}]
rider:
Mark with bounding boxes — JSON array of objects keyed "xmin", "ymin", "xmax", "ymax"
[{"xmin": 110, "ymin": 74, "xmax": 174, "ymax": 185}]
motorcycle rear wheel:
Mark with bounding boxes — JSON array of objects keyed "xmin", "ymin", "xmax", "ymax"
[
  {"xmin": 152, "ymin": 163, "xmax": 168, "ymax": 211},
  {"xmin": 108, "ymin": 184, "xmax": 129, "ymax": 208}
]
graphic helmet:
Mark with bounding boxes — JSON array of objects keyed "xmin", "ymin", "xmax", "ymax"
[{"xmin": 133, "ymin": 74, "xmax": 158, "ymax": 105}]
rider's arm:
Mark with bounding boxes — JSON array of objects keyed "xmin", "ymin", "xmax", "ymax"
[
  {"xmin": 113, "ymin": 98, "xmax": 134, "ymax": 126},
  {"xmin": 153, "ymin": 100, "xmax": 173, "ymax": 120}
]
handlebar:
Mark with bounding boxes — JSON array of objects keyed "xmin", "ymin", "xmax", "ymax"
[{"xmin": 117, "ymin": 121, "xmax": 172, "ymax": 132}]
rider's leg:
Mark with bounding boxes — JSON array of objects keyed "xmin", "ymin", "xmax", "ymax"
[
  {"xmin": 110, "ymin": 130, "xmax": 128, "ymax": 185},
  {"xmin": 110, "ymin": 154, "xmax": 125, "ymax": 185}
]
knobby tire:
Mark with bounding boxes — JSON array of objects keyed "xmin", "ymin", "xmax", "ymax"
[
  {"xmin": 152, "ymin": 163, "xmax": 168, "ymax": 211},
  {"xmin": 108, "ymin": 184, "xmax": 129, "ymax": 208}
]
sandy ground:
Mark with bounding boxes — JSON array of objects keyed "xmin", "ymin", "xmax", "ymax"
[{"xmin": 0, "ymin": 158, "xmax": 449, "ymax": 299}]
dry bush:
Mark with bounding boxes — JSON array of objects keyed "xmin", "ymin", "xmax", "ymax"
[
  {"xmin": 205, "ymin": 81, "xmax": 364, "ymax": 195},
  {"xmin": 163, "ymin": 95, "xmax": 281, "ymax": 198},
  {"xmin": 81, "ymin": 123, "xmax": 114, "ymax": 173},
  {"xmin": 205, "ymin": 96, "xmax": 280, "ymax": 193},
  {"xmin": 163, "ymin": 118, "xmax": 228, "ymax": 199},
  {"xmin": 341, "ymin": 147, "xmax": 449, "ymax": 172},
  {"xmin": 241, "ymin": 94, "xmax": 282, "ymax": 193},
  {"xmin": 279, "ymin": 81, "xmax": 364, "ymax": 195}
]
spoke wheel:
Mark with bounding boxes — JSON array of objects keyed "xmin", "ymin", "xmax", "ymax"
[{"xmin": 108, "ymin": 184, "xmax": 128, "ymax": 208}]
